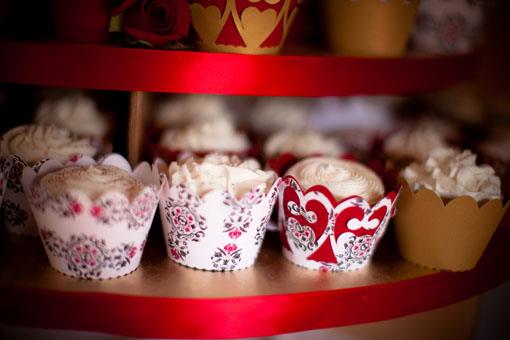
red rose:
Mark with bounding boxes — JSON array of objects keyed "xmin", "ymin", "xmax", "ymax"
[{"xmin": 113, "ymin": 0, "xmax": 190, "ymax": 47}]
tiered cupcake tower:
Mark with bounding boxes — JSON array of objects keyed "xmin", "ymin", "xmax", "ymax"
[{"xmin": 0, "ymin": 0, "xmax": 508, "ymax": 338}]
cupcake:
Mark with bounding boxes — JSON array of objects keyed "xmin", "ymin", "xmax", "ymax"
[
  {"xmin": 155, "ymin": 119, "xmax": 250, "ymax": 161},
  {"xmin": 153, "ymin": 94, "xmax": 233, "ymax": 129},
  {"xmin": 34, "ymin": 93, "xmax": 109, "ymax": 140},
  {"xmin": 265, "ymin": 130, "xmax": 346, "ymax": 176},
  {"xmin": 249, "ymin": 97, "xmax": 311, "ymax": 136},
  {"xmin": 0, "ymin": 125, "xmax": 98, "ymax": 236},
  {"xmin": 189, "ymin": 0, "xmax": 300, "ymax": 55},
  {"xmin": 323, "ymin": 0, "xmax": 420, "ymax": 57},
  {"xmin": 383, "ymin": 118, "xmax": 459, "ymax": 167},
  {"xmin": 477, "ymin": 129, "xmax": 510, "ymax": 198},
  {"xmin": 279, "ymin": 157, "xmax": 399, "ymax": 271},
  {"xmin": 156, "ymin": 153, "xmax": 279, "ymax": 271},
  {"xmin": 411, "ymin": 0, "xmax": 483, "ymax": 53},
  {"xmin": 395, "ymin": 147, "xmax": 508, "ymax": 271},
  {"xmin": 22, "ymin": 154, "xmax": 160, "ymax": 279}
]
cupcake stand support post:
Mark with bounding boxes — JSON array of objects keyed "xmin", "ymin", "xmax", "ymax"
[{"xmin": 128, "ymin": 91, "xmax": 151, "ymax": 166}]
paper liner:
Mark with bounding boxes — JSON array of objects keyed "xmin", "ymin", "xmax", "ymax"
[
  {"xmin": 323, "ymin": 0, "xmax": 419, "ymax": 57},
  {"xmin": 189, "ymin": 0, "xmax": 300, "ymax": 55},
  {"xmin": 21, "ymin": 154, "xmax": 161, "ymax": 280},
  {"xmin": 156, "ymin": 159, "xmax": 280, "ymax": 271},
  {"xmin": 278, "ymin": 176, "xmax": 399, "ymax": 271},
  {"xmin": 394, "ymin": 182, "xmax": 510, "ymax": 272}
]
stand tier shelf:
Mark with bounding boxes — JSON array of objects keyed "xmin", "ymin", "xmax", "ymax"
[
  {"xmin": 1, "ymin": 224, "xmax": 509, "ymax": 339},
  {"xmin": 0, "ymin": 41, "xmax": 478, "ymax": 96}
]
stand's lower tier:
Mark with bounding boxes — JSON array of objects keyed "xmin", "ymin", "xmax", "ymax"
[{"xmin": 0, "ymin": 226, "xmax": 508, "ymax": 339}]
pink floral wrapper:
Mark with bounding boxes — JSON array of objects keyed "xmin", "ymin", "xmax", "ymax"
[
  {"xmin": 156, "ymin": 159, "xmax": 280, "ymax": 271},
  {"xmin": 22, "ymin": 154, "xmax": 161, "ymax": 280},
  {"xmin": 278, "ymin": 176, "xmax": 399, "ymax": 271}
]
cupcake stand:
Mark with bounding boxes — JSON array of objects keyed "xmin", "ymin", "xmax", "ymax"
[{"xmin": 0, "ymin": 42, "xmax": 509, "ymax": 338}]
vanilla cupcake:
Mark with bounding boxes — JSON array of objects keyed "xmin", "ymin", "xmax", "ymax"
[
  {"xmin": 158, "ymin": 119, "xmax": 250, "ymax": 158},
  {"xmin": 279, "ymin": 157, "xmax": 398, "ymax": 271},
  {"xmin": 395, "ymin": 147, "xmax": 508, "ymax": 271},
  {"xmin": 153, "ymin": 94, "xmax": 232, "ymax": 129},
  {"xmin": 157, "ymin": 154, "xmax": 279, "ymax": 271},
  {"xmin": 0, "ymin": 125, "xmax": 98, "ymax": 236},
  {"xmin": 264, "ymin": 130, "xmax": 343, "ymax": 159},
  {"xmin": 34, "ymin": 94, "xmax": 108, "ymax": 140},
  {"xmin": 249, "ymin": 97, "xmax": 311, "ymax": 135},
  {"xmin": 22, "ymin": 155, "xmax": 160, "ymax": 279},
  {"xmin": 383, "ymin": 119, "xmax": 459, "ymax": 166}
]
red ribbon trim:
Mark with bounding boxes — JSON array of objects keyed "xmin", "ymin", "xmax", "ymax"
[
  {"xmin": 1, "ymin": 227, "xmax": 509, "ymax": 338},
  {"xmin": 0, "ymin": 41, "xmax": 478, "ymax": 96}
]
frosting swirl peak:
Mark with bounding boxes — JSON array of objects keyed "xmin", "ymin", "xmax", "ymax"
[{"xmin": 285, "ymin": 157, "xmax": 385, "ymax": 205}]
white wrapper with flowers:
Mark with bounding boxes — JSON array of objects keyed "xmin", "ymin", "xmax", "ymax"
[
  {"xmin": 21, "ymin": 154, "xmax": 161, "ymax": 280},
  {"xmin": 278, "ymin": 176, "xmax": 399, "ymax": 271},
  {"xmin": 155, "ymin": 158, "xmax": 280, "ymax": 271}
]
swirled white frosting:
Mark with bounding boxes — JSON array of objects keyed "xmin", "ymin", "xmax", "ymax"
[
  {"xmin": 383, "ymin": 122, "xmax": 451, "ymax": 161},
  {"xmin": 286, "ymin": 157, "xmax": 385, "ymax": 205},
  {"xmin": 168, "ymin": 154, "xmax": 277, "ymax": 198},
  {"xmin": 39, "ymin": 165, "xmax": 144, "ymax": 201},
  {"xmin": 35, "ymin": 94, "xmax": 108, "ymax": 138},
  {"xmin": 159, "ymin": 119, "xmax": 250, "ymax": 153},
  {"xmin": 264, "ymin": 130, "xmax": 343, "ymax": 158},
  {"xmin": 0, "ymin": 125, "xmax": 97, "ymax": 165},
  {"xmin": 402, "ymin": 148, "xmax": 502, "ymax": 202},
  {"xmin": 153, "ymin": 94, "xmax": 232, "ymax": 128},
  {"xmin": 250, "ymin": 97, "xmax": 310, "ymax": 134}
]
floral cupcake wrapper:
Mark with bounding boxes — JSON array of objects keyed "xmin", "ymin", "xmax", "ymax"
[
  {"xmin": 22, "ymin": 154, "xmax": 161, "ymax": 280},
  {"xmin": 156, "ymin": 159, "xmax": 280, "ymax": 271}
]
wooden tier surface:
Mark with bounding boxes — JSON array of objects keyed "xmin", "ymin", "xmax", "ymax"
[
  {"xmin": 0, "ymin": 224, "xmax": 509, "ymax": 339},
  {"xmin": 0, "ymin": 41, "xmax": 478, "ymax": 96}
]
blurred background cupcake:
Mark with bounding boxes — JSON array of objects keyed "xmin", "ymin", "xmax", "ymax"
[{"xmin": 323, "ymin": 0, "xmax": 420, "ymax": 56}]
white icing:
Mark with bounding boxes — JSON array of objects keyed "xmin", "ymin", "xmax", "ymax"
[
  {"xmin": 286, "ymin": 157, "xmax": 385, "ymax": 205},
  {"xmin": 39, "ymin": 165, "xmax": 144, "ymax": 202},
  {"xmin": 168, "ymin": 154, "xmax": 277, "ymax": 198},
  {"xmin": 264, "ymin": 130, "xmax": 343, "ymax": 158},
  {"xmin": 35, "ymin": 94, "xmax": 108, "ymax": 138},
  {"xmin": 402, "ymin": 147, "xmax": 502, "ymax": 202},
  {"xmin": 250, "ymin": 97, "xmax": 310, "ymax": 134},
  {"xmin": 153, "ymin": 94, "xmax": 232, "ymax": 128},
  {"xmin": 383, "ymin": 120, "xmax": 455, "ymax": 161},
  {"xmin": 0, "ymin": 125, "xmax": 97, "ymax": 165},
  {"xmin": 159, "ymin": 119, "xmax": 250, "ymax": 153}
]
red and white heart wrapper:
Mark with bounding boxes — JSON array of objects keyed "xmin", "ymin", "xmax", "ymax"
[
  {"xmin": 155, "ymin": 159, "xmax": 280, "ymax": 271},
  {"xmin": 278, "ymin": 176, "xmax": 399, "ymax": 271},
  {"xmin": 22, "ymin": 154, "xmax": 161, "ymax": 280}
]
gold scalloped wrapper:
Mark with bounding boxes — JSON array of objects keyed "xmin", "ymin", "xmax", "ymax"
[
  {"xmin": 323, "ymin": 0, "xmax": 420, "ymax": 57},
  {"xmin": 394, "ymin": 182, "xmax": 509, "ymax": 272}
]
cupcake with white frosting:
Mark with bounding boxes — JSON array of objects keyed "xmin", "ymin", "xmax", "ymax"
[
  {"xmin": 22, "ymin": 154, "xmax": 160, "ymax": 279},
  {"xmin": 279, "ymin": 157, "xmax": 399, "ymax": 271},
  {"xmin": 153, "ymin": 94, "xmax": 233, "ymax": 129},
  {"xmin": 395, "ymin": 147, "xmax": 509, "ymax": 271},
  {"xmin": 0, "ymin": 124, "xmax": 99, "ymax": 236},
  {"xmin": 155, "ymin": 119, "xmax": 250, "ymax": 161},
  {"xmin": 156, "ymin": 153, "xmax": 279, "ymax": 271},
  {"xmin": 264, "ymin": 130, "xmax": 346, "ymax": 176},
  {"xmin": 35, "ymin": 94, "xmax": 108, "ymax": 140}
]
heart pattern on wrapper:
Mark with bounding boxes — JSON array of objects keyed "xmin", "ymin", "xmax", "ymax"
[{"xmin": 279, "ymin": 176, "xmax": 399, "ymax": 271}]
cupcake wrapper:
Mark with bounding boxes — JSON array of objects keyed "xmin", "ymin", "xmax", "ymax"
[
  {"xmin": 157, "ymin": 160, "xmax": 280, "ymax": 271},
  {"xmin": 278, "ymin": 176, "xmax": 399, "ymax": 271},
  {"xmin": 189, "ymin": 0, "xmax": 300, "ymax": 55},
  {"xmin": 395, "ymin": 182, "xmax": 509, "ymax": 272},
  {"xmin": 22, "ymin": 154, "xmax": 161, "ymax": 280},
  {"xmin": 0, "ymin": 155, "xmax": 51, "ymax": 236}
]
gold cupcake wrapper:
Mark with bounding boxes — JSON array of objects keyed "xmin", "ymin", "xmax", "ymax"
[{"xmin": 395, "ymin": 182, "xmax": 509, "ymax": 271}]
